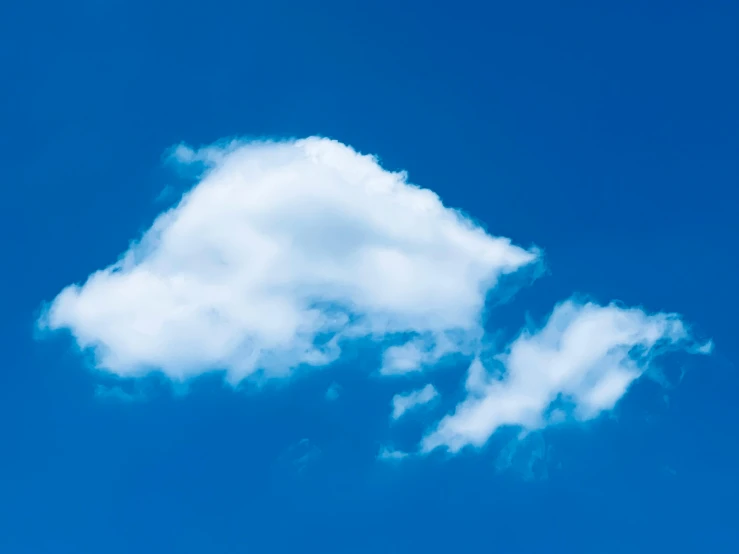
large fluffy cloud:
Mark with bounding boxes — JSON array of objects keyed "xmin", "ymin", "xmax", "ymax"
[
  {"xmin": 422, "ymin": 300, "xmax": 709, "ymax": 453},
  {"xmin": 40, "ymin": 137, "xmax": 538, "ymax": 382}
]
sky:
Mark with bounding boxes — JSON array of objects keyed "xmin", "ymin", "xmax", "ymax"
[{"xmin": 1, "ymin": 1, "xmax": 738, "ymax": 552}]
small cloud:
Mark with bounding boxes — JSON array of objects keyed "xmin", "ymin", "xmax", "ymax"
[
  {"xmin": 381, "ymin": 340, "xmax": 427, "ymax": 375},
  {"xmin": 696, "ymin": 340, "xmax": 714, "ymax": 355},
  {"xmin": 325, "ymin": 382, "xmax": 341, "ymax": 401},
  {"xmin": 378, "ymin": 446, "xmax": 409, "ymax": 461},
  {"xmin": 169, "ymin": 143, "xmax": 197, "ymax": 164},
  {"xmin": 391, "ymin": 384, "xmax": 439, "ymax": 420},
  {"xmin": 422, "ymin": 299, "xmax": 709, "ymax": 454}
]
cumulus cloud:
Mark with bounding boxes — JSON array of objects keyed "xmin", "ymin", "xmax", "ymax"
[
  {"xmin": 38, "ymin": 136, "xmax": 711, "ymax": 459},
  {"xmin": 391, "ymin": 384, "xmax": 439, "ymax": 420},
  {"xmin": 422, "ymin": 300, "xmax": 707, "ymax": 453},
  {"xmin": 40, "ymin": 137, "xmax": 538, "ymax": 382}
]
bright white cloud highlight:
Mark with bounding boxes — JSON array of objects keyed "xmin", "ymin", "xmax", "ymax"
[
  {"xmin": 40, "ymin": 137, "xmax": 538, "ymax": 382},
  {"xmin": 422, "ymin": 300, "xmax": 706, "ymax": 453},
  {"xmin": 391, "ymin": 384, "xmax": 439, "ymax": 420}
]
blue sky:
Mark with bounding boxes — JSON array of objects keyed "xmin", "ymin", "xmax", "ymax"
[{"xmin": 1, "ymin": 1, "xmax": 738, "ymax": 552}]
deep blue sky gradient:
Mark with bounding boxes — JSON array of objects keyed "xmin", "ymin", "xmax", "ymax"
[{"xmin": 1, "ymin": 1, "xmax": 737, "ymax": 552}]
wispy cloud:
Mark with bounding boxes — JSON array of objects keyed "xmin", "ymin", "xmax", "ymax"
[
  {"xmin": 278, "ymin": 438, "xmax": 321, "ymax": 474},
  {"xmin": 422, "ymin": 299, "xmax": 706, "ymax": 453},
  {"xmin": 391, "ymin": 384, "xmax": 438, "ymax": 420},
  {"xmin": 325, "ymin": 382, "xmax": 341, "ymax": 401},
  {"xmin": 378, "ymin": 446, "xmax": 410, "ymax": 461},
  {"xmin": 495, "ymin": 432, "xmax": 554, "ymax": 481}
]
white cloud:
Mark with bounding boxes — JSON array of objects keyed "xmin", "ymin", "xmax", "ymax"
[
  {"xmin": 39, "ymin": 137, "xmax": 538, "ymax": 382},
  {"xmin": 38, "ymin": 135, "xmax": 711, "ymax": 460},
  {"xmin": 378, "ymin": 446, "xmax": 410, "ymax": 461},
  {"xmin": 422, "ymin": 300, "xmax": 706, "ymax": 453},
  {"xmin": 696, "ymin": 339, "xmax": 714, "ymax": 355},
  {"xmin": 380, "ymin": 332, "xmax": 472, "ymax": 375},
  {"xmin": 391, "ymin": 384, "xmax": 439, "ymax": 420}
]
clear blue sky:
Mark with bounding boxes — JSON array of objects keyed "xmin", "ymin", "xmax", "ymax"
[{"xmin": 1, "ymin": 1, "xmax": 737, "ymax": 552}]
